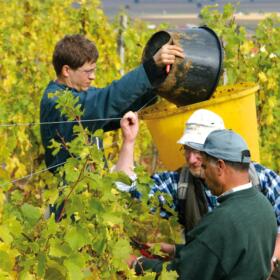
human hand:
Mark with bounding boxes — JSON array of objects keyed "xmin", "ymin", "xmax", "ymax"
[
  {"xmin": 146, "ymin": 242, "xmax": 175, "ymax": 257},
  {"xmin": 153, "ymin": 43, "xmax": 185, "ymax": 68},
  {"xmin": 271, "ymin": 256, "xmax": 280, "ymax": 274},
  {"xmin": 160, "ymin": 242, "xmax": 176, "ymax": 256},
  {"xmin": 120, "ymin": 111, "xmax": 139, "ymax": 144},
  {"xmin": 126, "ymin": 254, "xmax": 138, "ymax": 268}
]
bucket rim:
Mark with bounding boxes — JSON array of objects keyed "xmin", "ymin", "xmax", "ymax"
[
  {"xmin": 142, "ymin": 26, "xmax": 225, "ymax": 106},
  {"xmin": 140, "ymin": 83, "xmax": 259, "ymax": 120}
]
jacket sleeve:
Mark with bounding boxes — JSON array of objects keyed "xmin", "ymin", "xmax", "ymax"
[
  {"xmin": 174, "ymin": 240, "xmax": 226, "ymax": 280},
  {"xmin": 134, "ymin": 241, "xmax": 226, "ymax": 279},
  {"xmin": 134, "ymin": 257, "xmax": 164, "ymax": 275},
  {"xmin": 81, "ymin": 65, "xmax": 157, "ymax": 132}
]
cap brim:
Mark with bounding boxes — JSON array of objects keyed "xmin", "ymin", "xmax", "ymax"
[
  {"xmin": 185, "ymin": 142, "xmax": 204, "ymax": 151},
  {"xmin": 177, "ymin": 134, "xmax": 204, "ymax": 151},
  {"xmin": 177, "ymin": 134, "xmax": 188, "ymax": 145}
]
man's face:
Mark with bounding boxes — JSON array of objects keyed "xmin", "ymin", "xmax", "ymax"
[
  {"xmin": 201, "ymin": 155, "xmax": 223, "ymax": 196},
  {"xmin": 67, "ymin": 61, "xmax": 96, "ymax": 91},
  {"xmin": 183, "ymin": 146, "xmax": 203, "ymax": 177}
]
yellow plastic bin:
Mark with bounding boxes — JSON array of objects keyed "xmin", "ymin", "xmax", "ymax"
[{"xmin": 140, "ymin": 82, "xmax": 260, "ymax": 170}]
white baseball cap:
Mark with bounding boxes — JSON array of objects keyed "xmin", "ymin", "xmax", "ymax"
[{"xmin": 177, "ymin": 109, "xmax": 225, "ymax": 150}]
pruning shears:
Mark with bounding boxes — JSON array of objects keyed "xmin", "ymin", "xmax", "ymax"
[{"xmin": 130, "ymin": 237, "xmax": 170, "ymax": 261}]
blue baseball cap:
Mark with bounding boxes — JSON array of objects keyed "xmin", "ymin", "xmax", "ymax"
[{"xmin": 203, "ymin": 129, "xmax": 251, "ymax": 163}]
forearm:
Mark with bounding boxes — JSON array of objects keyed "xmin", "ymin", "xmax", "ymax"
[
  {"xmin": 273, "ymin": 233, "xmax": 280, "ymax": 259},
  {"xmin": 115, "ymin": 140, "xmax": 135, "ymax": 177}
]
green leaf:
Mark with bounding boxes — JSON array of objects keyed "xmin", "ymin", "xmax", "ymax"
[
  {"xmin": 64, "ymin": 158, "xmax": 81, "ymax": 183},
  {"xmin": 0, "ymin": 269, "xmax": 11, "ymax": 279},
  {"xmin": 64, "ymin": 258, "xmax": 84, "ymax": 280},
  {"xmin": 159, "ymin": 263, "xmax": 178, "ymax": 280},
  {"xmin": 49, "ymin": 239, "xmax": 72, "ymax": 258},
  {"xmin": 37, "ymin": 252, "xmax": 46, "ymax": 278},
  {"xmin": 0, "ymin": 251, "xmax": 12, "ymax": 272},
  {"xmin": 20, "ymin": 203, "xmax": 41, "ymax": 226},
  {"xmin": 66, "ymin": 194, "xmax": 85, "ymax": 215},
  {"xmin": 10, "ymin": 189, "xmax": 24, "ymax": 204},
  {"xmin": 64, "ymin": 225, "xmax": 91, "ymax": 251},
  {"xmin": 88, "ymin": 198, "xmax": 104, "ymax": 215},
  {"xmin": 93, "ymin": 129, "xmax": 104, "ymax": 138},
  {"xmin": 6, "ymin": 217, "xmax": 23, "ymax": 239},
  {"xmin": 111, "ymin": 171, "xmax": 132, "ymax": 185},
  {"xmin": 48, "ymin": 139, "xmax": 62, "ymax": 156},
  {"xmin": 92, "ymin": 237, "xmax": 106, "ymax": 255},
  {"xmin": 111, "ymin": 239, "xmax": 131, "ymax": 260},
  {"xmin": 223, "ymin": 3, "xmax": 235, "ymax": 18},
  {"xmin": 102, "ymin": 212, "xmax": 123, "ymax": 226},
  {"xmin": 44, "ymin": 187, "xmax": 60, "ymax": 205},
  {"xmin": 0, "ymin": 225, "xmax": 13, "ymax": 244},
  {"xmin": 18, "ymin": 270, "xmax": 36, "ymax": 280},
  {"xmin": 68, "ymin": 135, "xmax": 89, "ymax": 158},
  {"xmin": 46, "ymin": 216, "xmax": 58, "ymax": 236},
  {"xmin": 45, "ymin": 260, "xmax": 67, "ymax": 280},
  {"xmin": 29, "ymin": 242, "xmax": 40, "ymax": 254}
]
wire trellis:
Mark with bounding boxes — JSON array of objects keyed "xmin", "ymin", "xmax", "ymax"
[{"xmin": 0, "ymin": 95, "xmax": 157, "ymax": 188}]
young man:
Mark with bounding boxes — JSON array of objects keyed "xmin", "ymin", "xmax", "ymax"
[
  {"xmin": 117, "ymin": 110, "xmax": 280, "ymax": 276},
  {"xmin": 40, "ymin": 34, "xmax": 184, "ymax": 172},
  {"xmin": 129, "ymin": 130, "xmax": 277, "ymax": 279}
]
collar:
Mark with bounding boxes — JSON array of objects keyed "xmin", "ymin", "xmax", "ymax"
[
  {"xmin": 218, "ymin": 182, "xmax": 252, "ymax": 199},
  {"xmin": 53, "ymin": 80, "xmax": 83, "ymax": 93}
]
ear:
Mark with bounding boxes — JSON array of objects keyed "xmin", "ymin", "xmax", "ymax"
[
  {"xmin": 216, "ymin": 159, "xmax": 226, "ymax": 176},
  {"xmin": 61, "ymin": 65, "xmax": 71, "ymax": 78}
]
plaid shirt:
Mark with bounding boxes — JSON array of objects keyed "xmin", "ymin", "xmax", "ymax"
[{"xmin": 149, "ymin": 162, "xmax": 280, "ymax": 232}]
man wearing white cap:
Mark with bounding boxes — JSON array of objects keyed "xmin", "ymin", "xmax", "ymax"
[{"xmin": 116, "ymin": 109, "xmax": 280, "ymax": 276}]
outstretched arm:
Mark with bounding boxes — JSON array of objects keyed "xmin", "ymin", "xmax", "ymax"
[{"xmin": 115, "ymin": 111, "xmax": 139, "ymax": 177}]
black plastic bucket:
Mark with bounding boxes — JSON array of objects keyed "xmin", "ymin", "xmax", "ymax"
[{"xmin": 142, "ymin": 26, "xmax": 224, "ymax": 106}]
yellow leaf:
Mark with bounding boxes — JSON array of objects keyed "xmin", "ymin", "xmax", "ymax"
[
  {"xmin": 258, "ymin": 72, "xmax": 267, "ymax": 83},
  {"xmin": 266, "ymin": 114, "xmax": 274, "ymax": 125},
  {"xmin": 268, "ymin": 96, "xmax": 277, "ymax": 108},
  {"xmin": 6, "ymin": 157, "xmax": 27, "ymax": 178},
  {"xmin": 258, "ymin": 90, "xmax": 265, "ymax": 102},
  {"xmin": 240, "ymin": 40, "xmax": 254, "ymax": 54},
  {"xmin": 0, "ymin": 243, "xmax": 20, "ymax": 270},
  {"xmin": 267, "ymin": 78, "xmax": 277, "ymax": 90}
]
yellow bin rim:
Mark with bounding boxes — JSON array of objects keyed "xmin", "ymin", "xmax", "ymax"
[{"xmin": 140, "ymin": 82, "xmax": 259, "ymax": 120}]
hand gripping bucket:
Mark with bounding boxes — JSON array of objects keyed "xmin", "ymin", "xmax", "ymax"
[{"xmin": 142, "ymin": 26, "xmax": 224, "ymax": 106}]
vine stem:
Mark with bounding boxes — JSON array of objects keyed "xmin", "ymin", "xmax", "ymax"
[{"xmin": 56, "ymin": 158, "xmax": 89, "ymax": 222}]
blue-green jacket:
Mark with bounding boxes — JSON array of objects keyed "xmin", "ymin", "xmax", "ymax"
[{"xmin": 40, "ymin": 64, "xmax": 159, "ymax": 172}]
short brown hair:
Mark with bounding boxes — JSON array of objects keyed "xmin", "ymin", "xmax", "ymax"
[{"xmin": 52, "ymin": 34, "xmax": 99, "ymax": 76}]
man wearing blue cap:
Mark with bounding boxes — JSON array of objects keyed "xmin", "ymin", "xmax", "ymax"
[
  {"xmin": 117, "ymin": 110, "xmax": 280, "ymax": 277},
  {"xmin": 129, "ymin": 129, "xmax": 277, "ymax": 279}
]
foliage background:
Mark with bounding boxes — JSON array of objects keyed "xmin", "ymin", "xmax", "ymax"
[
  {"xmin": 0, "ymin": 0, "xmax": 279, "ymax": 278},
  {"xmin": 199, "ymin": 3, "xmax": 280, "ymax": 173}
]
